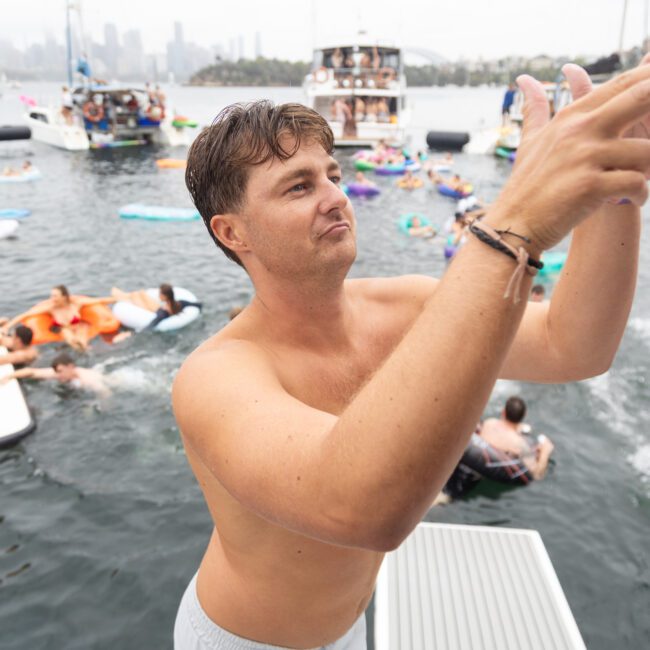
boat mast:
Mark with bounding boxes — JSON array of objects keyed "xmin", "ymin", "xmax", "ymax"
[
  {"xmin": 619, "ymin": 0, "xmax": 629, "ymax": 63},
  {"xmin": 66, "ymin": 0, "xmax": 73, "ymax": 87}
]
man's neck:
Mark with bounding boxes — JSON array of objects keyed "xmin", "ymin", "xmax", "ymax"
[
  {"xmin": 250, "ymin": 279, "xmax": 355, "ymax": 350},
  {"xmin": 502, "ymin": 419, "xmax": 521, "ymax": 433}
]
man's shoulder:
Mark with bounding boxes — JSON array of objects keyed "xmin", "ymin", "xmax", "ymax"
[
  {"xmin": 173, "ymin": 336, "xmax": 273, "ymax": 408},
  {"xmin": 346, "ymin": 274, "xmax": 438, "ymax": 305}
]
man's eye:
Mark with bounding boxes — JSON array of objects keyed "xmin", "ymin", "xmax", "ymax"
[
  {"xmin": 290, "ymin": 183, "xmax": 307, "ymax": 192},
  {"xmin": 330, "ymin": 175, "xmax": 341, "ymax": 185}
]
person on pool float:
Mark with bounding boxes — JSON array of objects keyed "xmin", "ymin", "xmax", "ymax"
[
  {"xmin": 171, "ymin": 57, "xmax": 649, "ymax": 650},
  {"xmin": 0, "ymin": 285, "xmax": 109, "ymax": 351},
  {"xmin": 435, "ymin": 395, "xmax": 555, "ymax": 506},
  {"xmin": 407, "ymin": 215, "xmax": 436, "ymax": 239},
  {"xmin": 353, "ymin": 171, "xmax": 376, "ymax": 187},
  {"xmin": 397, "ymin": 169, "xmax": 422, "ymax": 190},
  {"xmin": 110, "ymin": 283, "xmax": 202, "ymax": 330},
  {"xmin": 1, "ymin": 351, "xmax": 109, "ymax": 395},
  {"xmin": 0, "ymin": 324, "xmax": 38, "ymax": 368},
  {"xmin": 479, "ymin": 396, "xmax": 555, "ymax": 481}
]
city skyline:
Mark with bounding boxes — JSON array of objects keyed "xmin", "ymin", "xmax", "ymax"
[
  {"xmin": 1, "ymin": 0, "xmax": 648, "ymax": 66},
  {"xmin": 0, "ymin": 17, "xmax": 264, "ymax": 83}
]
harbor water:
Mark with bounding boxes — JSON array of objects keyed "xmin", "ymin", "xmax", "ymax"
[{"xmin": 0, "ymin": 83, "xmax": 648, "ymax": 649}]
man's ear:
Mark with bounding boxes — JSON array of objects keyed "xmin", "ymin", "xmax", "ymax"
[{"xmin": 210, "ymin": 214, "xmax": 250, "ymax": 256}]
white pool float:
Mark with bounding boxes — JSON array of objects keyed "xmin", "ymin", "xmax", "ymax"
[{"xmin": 112, "ymin": 287, "xmax": 201, "ymax": 332}]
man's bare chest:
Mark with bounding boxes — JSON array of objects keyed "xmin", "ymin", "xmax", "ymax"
[{"xmin": 274, "ymin": 328, "xmax": 402, "ymax": 415}]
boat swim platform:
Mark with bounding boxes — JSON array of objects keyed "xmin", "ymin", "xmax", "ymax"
[{"xmin": 374, "ymin": 522, "xmax": 586, "ymax": 650}]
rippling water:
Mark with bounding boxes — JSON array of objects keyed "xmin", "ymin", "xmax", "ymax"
[{"xmin": 0, "ymin": 83, "xmax": 648, "ymax": 649}]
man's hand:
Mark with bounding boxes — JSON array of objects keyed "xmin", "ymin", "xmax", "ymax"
[{"xmin": 487, "ymin": 60, "xmax": 650, "ymax": 253}]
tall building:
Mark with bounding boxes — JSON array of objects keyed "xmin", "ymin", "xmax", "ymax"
[
  {"xmin": 103, "ymin": 23, "xmax": 119, "ymax": 78},
  {"xmin": 123, "ymin": 29, "xmax": 144, "ymax": 78},
  {"xmin": 167, "ymin": 21, "xmax": 187, "ymax": 79},
  {"xmin": 255, "ymin": 32, "xmax": 262, "ymax": 59},
  {"xmin": 238, "ymin": 34, "xmax": 245, "ymax": 61}
]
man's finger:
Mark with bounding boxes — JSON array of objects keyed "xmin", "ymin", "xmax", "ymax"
[
  {"xmin": 571, "ymin": 59, "xmax": 650, "ymax": 112},
  {"xmin": 599, "ymin": 169, "xmax": 648, "ymax": 206},
  {"xmin": 562, "ymin": 64, "xmax": 592, "ymax": 101},
  {"xmin": 596, "ymin": 138, "xmax": 650, "ymax": 176},
  {"xmin": 516, "ymin": 74, "xmax": 550, "ymax": 140},
  {"xmin": 592, "ymin": 78, "xmax": 650, "ymax": 137}
]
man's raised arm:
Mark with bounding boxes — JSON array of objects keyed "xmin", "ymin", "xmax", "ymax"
[
  {"xmin": 175, "ymin": 63, "xmax": 650, "ymax": 552},
  {"xmin": 501, "ymin": 62, "xmax": 647, "ymax": 382}
]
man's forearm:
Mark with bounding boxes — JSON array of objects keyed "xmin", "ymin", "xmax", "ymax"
[
  {"xmin": 325, "ymin": 235, "xmax": 536, "ymax": 548},
  {"xmin": 547, "ymin": 203, "xmax": 640, "ymax": 375}
]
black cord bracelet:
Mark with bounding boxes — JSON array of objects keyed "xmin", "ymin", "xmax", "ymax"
[{"xmin": 468, "ymin": 221, "xmax": 544, "ymax": 270}]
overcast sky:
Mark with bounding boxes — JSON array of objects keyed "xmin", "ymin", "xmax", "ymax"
[{"xmin": 1, "ymin": 0, "xmax": 647, "ymax": 63}]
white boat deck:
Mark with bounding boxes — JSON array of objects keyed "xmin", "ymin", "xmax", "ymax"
[
  {"xmin": 0, "ymin": 345, "xmax": 36, "ymax": 447},
  {"xmin": 375, "ymin": 522, "xmax": 586, "ymax": 650}
]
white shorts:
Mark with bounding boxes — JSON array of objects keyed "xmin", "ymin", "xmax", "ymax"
[{"xmin": 174, "ymin": 573, "xmax": 367, "ymax": 650}]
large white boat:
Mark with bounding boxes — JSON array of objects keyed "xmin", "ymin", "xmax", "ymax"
[
  {"xmin": 25, "ymin": 85, "xmax": 194, "ymax": 151},
  {"xmin": 303, "ymin": 40, "xmax": 410, "ymax": 147}
]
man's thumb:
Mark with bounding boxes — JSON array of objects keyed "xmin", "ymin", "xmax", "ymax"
[{"xmin": 516, "ymin": 74, "xmax": 550, "ymax": 139}]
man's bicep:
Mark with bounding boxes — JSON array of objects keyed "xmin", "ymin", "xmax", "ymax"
[{"xmin": 172, "ymin": 343, "xmax": 339, "ymax": 536}]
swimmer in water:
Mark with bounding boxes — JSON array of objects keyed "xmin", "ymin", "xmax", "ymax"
[
  {"xmin": 0, "ymin": 324, "xmax": 38, "ymax": 367},
  {"xmin": 1, "ymin": 352, "xmax": 110, "ymax": 396},
  {"xmin": 479, "ymin": 396, "xmax": 554, "ymax": 480}
]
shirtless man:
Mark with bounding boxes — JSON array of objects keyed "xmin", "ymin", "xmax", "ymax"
[
  {"xmin": 173, "ymin": 60, "xmax": 650, "ymax": 649},
  {"xmin": 0, "ymin": 324, "xmax": 37, "ymax": 367},
  {"xmin": 2, "ymin": 352, "xmax": 109, "ymax": 396},
  {"xmin": 480, "ymin": 396, "xmax": 555, "ymax": 480}
]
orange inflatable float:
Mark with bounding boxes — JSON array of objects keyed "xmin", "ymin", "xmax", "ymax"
[
  {"xmin": 21, "ymin": 300, "xmax": 120, "ymax": 345},
  {"xmin": 155, "ymin": 158, "xmax": 187, "ymax": 169}
]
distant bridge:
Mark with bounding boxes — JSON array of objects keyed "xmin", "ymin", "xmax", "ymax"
[{"xmin": 402, "ymin": 47, "xmax": 448, "ymax": 66}]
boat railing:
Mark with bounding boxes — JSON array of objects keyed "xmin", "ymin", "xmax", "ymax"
[{"xmin": 307, "ymin": 66, "xmax": 401, "ymax": 91}]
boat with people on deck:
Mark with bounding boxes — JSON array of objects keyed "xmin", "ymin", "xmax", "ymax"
[
  {"xmin": 303, "ymin": 35, "xmax": 411, "ymax": 147},
  {"xmin": 25, "ymin": 84, "xmax": 195, "ymax": 151},
  {"xmin": 23, "ymin": 0, "xmax": 196, "ymax": 152}
]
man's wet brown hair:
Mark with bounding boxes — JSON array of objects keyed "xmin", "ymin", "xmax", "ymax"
[{"xmin": 186, "ymin": 100, "xmax": 334, "ymax": 266}]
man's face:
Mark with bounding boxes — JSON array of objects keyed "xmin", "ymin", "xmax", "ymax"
[
  {"xmin": 236, "ymin": 138, "xmax": 356, "ymax": 280},
  {"xmin": 54, "ymin": 363, "xmax": 76, "ymax": 382}
]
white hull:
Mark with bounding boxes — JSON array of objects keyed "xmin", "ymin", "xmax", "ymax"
[
  {"xmin": 0, "ymin": 345, "xmax": 36, "ymax": 447},
  {"xmin": 327, "ymin": 119, "xmax": 407, "ymax": 147},
  {"xmin": 304, "ymin": 41, "xmax": 410, "ymax": 148},
  {"xmin": 24, "ymin": 105, "xmax": 195, "ymax": 151},
  {"xmin": 25, "ymin": 110, "xmax": 89, "ymax": 151},
  {"xmin": 154, "ymin": 119, "xmax": 193, "ymax": 147},
  {"xmin": 464, "ymin": 125, "xmax": 521, "ymax": 155}
]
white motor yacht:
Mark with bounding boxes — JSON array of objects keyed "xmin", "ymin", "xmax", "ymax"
[{"xmin": 303, "ymin": 40, "xmax": 410, "ymax": 147}]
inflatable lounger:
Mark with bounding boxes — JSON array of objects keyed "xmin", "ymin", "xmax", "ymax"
[
  {"xmin": 346, "ymin": 183, "xmax": 380, "ymax": 197},
  {"xmin": 0, "ymin": 220, "xmax": 20, "ymax": 239},
  {"xmin": 22, "ymin": 300, "xmax": 120, "ymax": 346},
  {"xmin": 0, "ymin": 170, "xmax": 42, "ymax": 184},
  {"xmin": 112, "ymin": 287, "xmax": 201, "ymax": 332},
  {"xmin": 118, "ymin": 204, "xmax": 200, "ymax": 222},
  {"xmin": 0, "ymin": 209, "xmax": 30, "ymax": 220}
]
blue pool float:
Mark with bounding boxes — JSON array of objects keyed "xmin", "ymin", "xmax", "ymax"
[
  {"xmin": 375, "ymin": 163, "xmax": 406, "ymax": 176},
  {"xmin": 437, "ymin": 183, "xmax": 473, "ymax": 199},
  {"xmin": 0, "ymin": 209, "xmax": 30, "ymax": 220},
  {"xmin": 539, "ymin": 251, "xmax": 567, "ymax": 276},
  {"xmin": 118, "ymin": 204, "xmax": 200, "ymax": 222},
  {"xmin": 398, "ymin": 213, "xmax": 433, "ymax": 235},
  {"xmin": 346, "ymin": 183, "xmax": 380, "ymax": 198}
]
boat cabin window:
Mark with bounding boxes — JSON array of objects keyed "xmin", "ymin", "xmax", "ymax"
[{"xmin": 29, "ymin": 112, "xmax": 48, "ymax": 124}]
